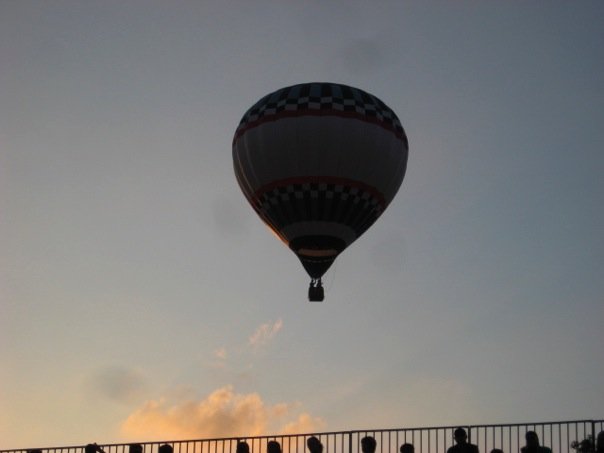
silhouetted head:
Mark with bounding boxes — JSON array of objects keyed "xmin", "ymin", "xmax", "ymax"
[
  {"xmin": 400, "ymin": 443, "xmax": 415, "ymax": 453},
  {"xmin": 267, "ymin": 440, "xmax": 282, "ymax": 453},
  {"xmin": 525, "ymin": 432, "xmax": 540, "ymax": 448},
  {"xmin": 361, "ymin": 436, "xmax": 377, "ymax": 453},
  {"xmin": 307, "ymin": 436, "xmax": 323, "ymax": 453},
  {"xmin": 454, "ymin": 428, "xmax": 468, "ymax": 445},
  {"xmin": 129, "ymin": 444, "xmax": 143, "ymax": 453},
  {"xmin": 158, "ymin": 445, "xmax": 173, "ymax": 453},
  {"xmin": 236, "ymin": 442, "xmax": 250, "ymax": 453},
  {"xmin": 491, "ymin": 449, "xmax": 504, "ymax": 453},
  {"xmin": 28, "ymin": 450, "xmax": 43, "ymax": 453},
  {"xmin": 597, "ymin": 431, "xmax": 604, "ymax": 452},
  {"xmin": 85, "ymin": 445, "xmax": 104, "ymax": 453}
]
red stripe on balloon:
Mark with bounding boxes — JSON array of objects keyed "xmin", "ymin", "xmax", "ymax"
[{"xmin": 232, "ymin": 108, "xmax": 406, "ymax": 145}]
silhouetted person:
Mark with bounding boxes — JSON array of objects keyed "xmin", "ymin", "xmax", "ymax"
[
  {"xmin": 447, "ymin": 428, "xmax": 479, "ymax": 453},
  {"xmin": 85, "ymin": 444, "xmax": 105, "ymax": 453},
  {"xmin": 129, "ymin": 445, "xmax": 143, "ymax": 453},
  {"xmin": 307, "ymin": 436, "xmax": 323, "ymax": 453},
  {"xmin": 158, "ymin": 445, "xmax": 173, "ymax": 453},
  {"xmin": 267, "ymin": 440, "xmax": 282, "ymax": 453},
  {"xmin": 28, "ymin": 450, "xmax": 43, "ymax": 453},
  {"xmin": 400, "ymin": 443, "xmax": 415, "ymax": 453},
  {"xmin": 596, "ymin": 432, "xmax": 604, "ymax": 453},
  {"xmin": 521, "ymin": 431, "xmax": 551, "ymax": 453},
  {"xmin": 361, "ymin": 437, "xmax": 377, "ymax": 453},
  {"xmin": 491, "ymin": 449, "xmax": 504, "ymax": 453},
  {"xmin": 236, "ymin": 442, "xmax": 250, "ymax": 453}
]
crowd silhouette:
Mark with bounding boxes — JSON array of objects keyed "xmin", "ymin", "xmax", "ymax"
[
  {"xmin": 447, "ymin": 428, "xmax": 479, "ymax": 453},
  {"xmin": 307, "ymin": 436, "xmax": 323, "ymax": 453},
  {"xmin": 35, "ymin": 429, "xmax": 604, "ymax": 453},
  {"xmin": 521, "ymin": 432, "xmax": 552, "ymax": 453},
  {"xmin": 400, "ymin": 443, "xmax": 415, "ymax": 453}
]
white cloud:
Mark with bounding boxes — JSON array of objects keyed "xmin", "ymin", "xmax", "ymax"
[
  {"xmin": 279, "ymin": 413, "xmax": 326, "ymax": 435},
  {"xmin": 249, "ymin": 319, "xmax": 283, "ymax": 348},
  {"xmin": 121, "ymin": 385, "xmax": 324, "ymax": 441}
]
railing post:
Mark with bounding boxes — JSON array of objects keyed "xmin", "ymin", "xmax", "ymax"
[{"xmin": 348, "ymin": 432, "xmax": 353, "ymax": 453}]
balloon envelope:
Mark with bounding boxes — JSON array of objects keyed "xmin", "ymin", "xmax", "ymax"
[{"xmin": 233, "ymin": 82, "xmax": 408, "ymax": 281}]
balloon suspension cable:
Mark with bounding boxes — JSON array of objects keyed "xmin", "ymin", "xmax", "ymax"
[{"xmin": 308, "ymin": 278, "xmax": 324, "ymax": 302}]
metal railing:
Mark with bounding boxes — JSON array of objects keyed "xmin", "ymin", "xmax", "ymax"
[{"xmin": 3, "ymin": 419, "xmax": 602, "ymax": 453}]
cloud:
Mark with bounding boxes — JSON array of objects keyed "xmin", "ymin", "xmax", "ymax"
[
  {"xmin": 86, "ymin": 366, "xmax": 147, "ymax": 405},
  {"xmin": 279, "ymin": 413, "xmax": 326, "ymax": 435},
  {"xmin": 121, "ymin": 385, "xmax": 324, "ymax": 441},
  {"xmin": 249, "ymin": 319, "xmax": 283, "ymax": 348},
  {"xmin": 206, "ymin": 347, "xmax": 229, "ymax": 370}
]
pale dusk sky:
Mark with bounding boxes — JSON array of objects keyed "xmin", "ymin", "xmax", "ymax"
[{"xmin": 1, "ymin": 1, "xmax": 603, "ymax": 448}]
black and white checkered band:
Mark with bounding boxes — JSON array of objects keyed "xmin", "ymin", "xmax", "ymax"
[
  {"xmin": 234, "ymin": 82, "xmax": 407, "ymax": 144},
  {"xmin": 248, "ymin": 178, "xmax": 386, "ymax": 241}
]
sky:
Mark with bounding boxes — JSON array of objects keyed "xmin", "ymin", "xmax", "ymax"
[{"xmin": 1, "ymin": 1, "xmax": 603, "ymax": 449}]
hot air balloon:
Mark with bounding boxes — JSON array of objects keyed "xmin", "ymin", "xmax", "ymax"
[{"xmin": 233, "ymin": 82, "xmax": 408, "ymax": 301}]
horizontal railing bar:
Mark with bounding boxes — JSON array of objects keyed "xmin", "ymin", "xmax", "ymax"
[{"xmin": 3, "ymin": 419, "xmax": 602, "ymax": 453}]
